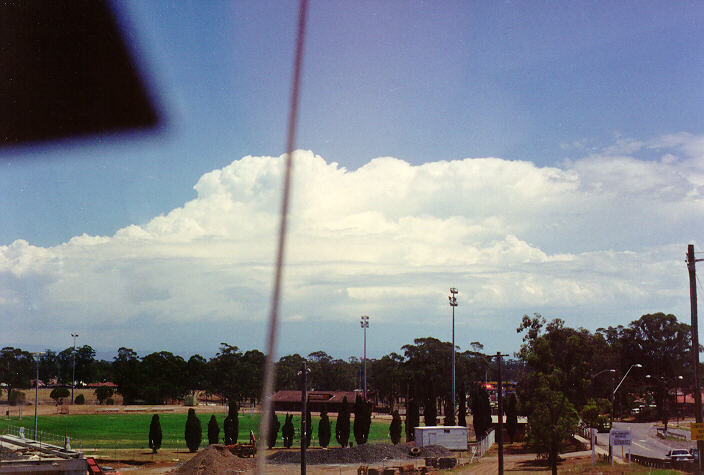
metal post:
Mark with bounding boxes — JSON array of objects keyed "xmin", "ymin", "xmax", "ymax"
[
  {"xmin": 449, "ymin": 288, "xmax": 458, "ymax": 422},
  {"xmin": 71, "ymin": 332, "xmax": 78, "ymax": 405},
  {"xmin": 34, "ymin": 353, "xmax": 39, "ymax": 440},
  {"xmin": 300, "ymin": 361, "xmax": 308, "ymax": 475},
  {"xmin": 609, "ymin": 371, "xmax": 614, "ymax": 462},
  {"xmin": 497, "ymin": 352, "xmax": 504, "ymax": 475},
  {"xmin": 360, "ymin": 316, "xmax": 369, "ymax": 399},
  {"xmin": 687, "ymin": 244, "xmax": 704, "ymax": 473}
]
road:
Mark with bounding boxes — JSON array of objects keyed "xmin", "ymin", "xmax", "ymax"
[{"xmin": 593, "ymin": 421, "xmax": 695, "ymax": 459}]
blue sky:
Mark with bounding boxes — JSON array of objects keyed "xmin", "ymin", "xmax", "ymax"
[{"xmin": 1, "ymin": 1, "xmax": 703, "ymax": 361}]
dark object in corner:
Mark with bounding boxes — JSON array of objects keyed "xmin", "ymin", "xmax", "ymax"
[{"xmin": 0, "ymin": 0, "xmax": 159, "ymax": 147}]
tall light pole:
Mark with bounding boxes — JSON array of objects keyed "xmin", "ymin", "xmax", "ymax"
[
  {"xmin": 71, "ymin": 333, "xmax": 79, "ymax": 405},
  {"xmin": 610, "ymin": 363, "xmax": 641, "ymax": 463},
  {"xmin": 33, "ymin": 352, "xmax": 44, "ymax": 440},
  {"xmin": 612, "ymin": 363, "xmax": 642, "ymax": 424},
  {"xmin": 645, "ymin": 374, "xmax": 683, "ymax": 423},
  {"xmin": 448, "ymin": 288, "xmax": 458, "ymax": 422},
  {"xmin": 360, "ymin": 316, "xmax": 369, "ymax": 399}
]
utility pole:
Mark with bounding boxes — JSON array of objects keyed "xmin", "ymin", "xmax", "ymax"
[
  {"xmin": 34, "ymin": 352, "xmax": 40, "ymax": 440},
  {"xmin": 687, "ymin": 244, "xmax": 704, "ymax": 473},
  {"xmin": 71, "ymin": 333, "xmax": 78, "ymax": 405},
  {"xmin": 490, "ymin": 352, "xmax": 509, "ymax": 475},
  {"xmin": 300, "ymin": 361, "xmax": 308, "ymax": 475},
  {"xmin": 609, "ymin": 371, "xmax": 614, "ymax": 462}
]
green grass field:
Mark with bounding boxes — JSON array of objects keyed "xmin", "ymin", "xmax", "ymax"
[{"xmin": 4, "ymin": 413, "xmax": 391, "ymax": 450}]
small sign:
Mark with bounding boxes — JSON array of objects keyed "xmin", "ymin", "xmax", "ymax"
[
  {"xmin": 691, "ymin": 423, "xmax": 704, "ymax": 440},
  {"xmin": 610, "ymin": 428, "xmax": 632, "ymax": 446}
]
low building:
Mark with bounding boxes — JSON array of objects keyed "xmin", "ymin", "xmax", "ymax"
[{"xmin": 271, "ymin": 390, "xmax": 365, "ymax": 413}]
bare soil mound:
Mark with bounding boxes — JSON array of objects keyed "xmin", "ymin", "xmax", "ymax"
[
  {"xmin": 267, "ymin": 443, "xmax": 452, "ymax": 465},
  {"xmin": 171, "ymin": 445, "xmax": 255, "ymax": 474}
]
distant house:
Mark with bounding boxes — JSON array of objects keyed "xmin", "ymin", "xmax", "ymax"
[
  {"xmin": 271, "ymin": 390, "xmax": 370, "ymax": 413},
  {"xmin": 89, "ymin": 381, "xmax": 118, "ymax": 388}
]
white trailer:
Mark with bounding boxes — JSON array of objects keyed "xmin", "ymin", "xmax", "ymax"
[{"xmin": 414, "ymin": 426, "xmax": 468, "ymax": 450}]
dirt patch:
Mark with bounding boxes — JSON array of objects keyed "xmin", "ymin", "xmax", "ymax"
[
  {"xmin": 267, "ymin": 443, "xmax": 452, "ymax": 465},
  {"xmin": 170, "ymin": 445, "xmax": 255, "ymax": 474}
]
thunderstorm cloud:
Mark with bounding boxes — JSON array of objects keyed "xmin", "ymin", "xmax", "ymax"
[{"xmin": 2, "ymin": 133, "xmax": 703, "ymax": 355}]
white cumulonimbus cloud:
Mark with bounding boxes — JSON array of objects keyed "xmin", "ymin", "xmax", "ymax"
[{"xmin": 1, "ymin": 133, "xmax": 703, "ymax": 352}]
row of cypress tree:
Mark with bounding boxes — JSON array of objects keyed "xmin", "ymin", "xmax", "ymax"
[
  {"xmin": 147, "ymin": 395, "xmax": 378, "ymax": 453},
  {"xmin": 271, "ymin": 394, "xmax": 373, "ymax": 449},
  {"xmin": 147, "ymin": 389, "xmax": 496, "ymax": 454}
]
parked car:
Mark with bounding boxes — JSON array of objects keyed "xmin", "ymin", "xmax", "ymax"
[
  {"xmin": 690, "ymin": 448, "xmax": 699, "ymax": 462},
  {"xmin": 666, "ymin": 449, "xmax": 694, "ymax": 462}
]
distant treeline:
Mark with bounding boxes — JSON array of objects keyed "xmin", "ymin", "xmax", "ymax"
[{"xmin": 0, "ymin": 338, "xmax": 522, "ymax": 407}]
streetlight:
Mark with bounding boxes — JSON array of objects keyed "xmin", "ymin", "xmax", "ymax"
[
  {"xmin": 33, "ymin": 352, "xmax": 44, "ymax": 440},
  {"xmin": 360, "ymin": 316, "xmax": 369, "ymax": 399},
  {"xmin": 71, "ymin": 332, "xmax": 79, "ymax": 405},
  {"xmin": 612, "ymin": 364, "xmax": 642, "ymax": 426},
  {"xmin": 646, "ymin": 374, "xmax": 684, "ymax": 424},
  {"xmin": 448, "ymin": 288, "xmax": 458, "ymax": 423},
  {"xmin": 606, "ymin": 363, "xmax": 641, "ymax": 463},
  {"xmin": 591, "ymin": 368, "xmax": 616, "ymax": 380}
]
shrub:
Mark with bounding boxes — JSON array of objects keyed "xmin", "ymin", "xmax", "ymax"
[
  {"xmin": 470, "ymin": 385, "xmax": 491, "ymax": 439},
  {"xmin": 304, "ymin": 407, "xmax": 312, "ymax": 448},
  {"xmin": 94, "ymin": 386, "xmax": 114, "ymax": 405},
  {"xmin": 424, "ymin": 395, "xmax": 437, "ymax": 426},
  {"xmin": 50, "ymin": 387, "xmax": 70, "ymax": 404},
  {"xmin": 267, "ymin": 410, "xmax": 280, "ymax": 449},
  {"xmin": 8, "ymin": 390, "xmax": 25, "ymax": 406},
  {"xmin": 105, "ymin": 398, "xmax": 114, "ymax": 405},
  {"xmin": 335, "ymin": 396, "xmax": 351, "ymax": 447},
  {"xmin": 74, "ymin": 394, "xmax": 85, "ymax": 405},
  {"xmin": 405, "ymin": 398, "xmax": 419, "ymax": 442},
  {"xmin": 149, "ymin": 414, "xmax": 162, "ymax": 453},
  {"xmin": 506, "ymin": 393, "xmax": 518, "ymax": 442},
  {"xmin": 457, "ymin": 387, "xmax": 467, "ymax": 427},
  {"xmin": 318, "ymin": 408, "xmax": 331, "ymax": 448},
  {"xmin": 389, "ymin": 410, "xmax": 402, "ymax": 445},
  {"xmin": 443, "ymin": 398, "xmax": 455, "ymax": 426},
  {"xmin": 223, "ymin": 403, "xmax": 238, "ymax": 445},
  {"xmin": 282, "ymin": 414, "xmax": 295, "ymax": 448},
  {"xmin": 353, "ymin": 395, "xmax": 371, "ymax": 445},
  {"xmin": 184, "ymin": 408, "xmax": 202, "ymax": 452},
  {"xmin": 207, "ymin": 415, "xmax": 220, "ymax": 445}
]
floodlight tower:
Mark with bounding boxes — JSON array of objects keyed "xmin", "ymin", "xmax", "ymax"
[
  {"xmin": 71, "ymin": 333, "xmax": 79, "ymax": 404},
  {"xmin": 360, "ymin": 316, "xmax": 369, "ymax": 399},
  {"xmin": 449, "ymin": 288, "xmax": 458, "ymax": 421}
]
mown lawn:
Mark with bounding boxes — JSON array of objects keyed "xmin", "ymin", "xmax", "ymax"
[{"xmin": 4, "ymin": 413, "xmax": 391, "ymax": 450}]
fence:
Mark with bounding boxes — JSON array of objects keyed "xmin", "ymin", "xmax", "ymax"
[
  {"xmin": 3, "ymin": 423, "xmax": 83, "ymax": 451},
  {"xmin": 631, "ymin": 454, "xmax": 697, "ymax": 471},
  {"xmin": 469, "ymin": 429, "xmax": 495, "ymax": 459}
]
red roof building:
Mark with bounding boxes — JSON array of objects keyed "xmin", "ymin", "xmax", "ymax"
[{"xmin": 271, "ymin": 390, "xmax": 366, "ymax": 413}]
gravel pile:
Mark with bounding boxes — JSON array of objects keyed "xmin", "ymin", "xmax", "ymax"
[
  {"xmin": 267, "ymin": 443, "xmax": 452, "ymax": 465},
  {"xmin": 171, "ymin": 445, "xmax": 256, "ymax": 474}
]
